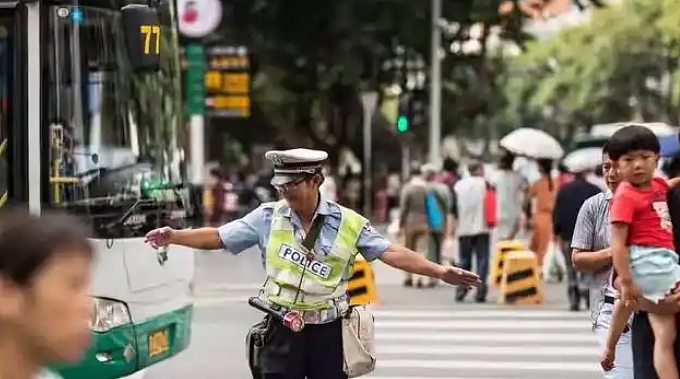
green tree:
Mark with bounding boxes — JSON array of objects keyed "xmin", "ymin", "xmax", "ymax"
[
  {"xmin": 214, "ymin": 0, "xmax": 546, "ymax": 163},
  {"xmin": 502, "ymin": 0, "xmax": 680, "ymax": 140}
]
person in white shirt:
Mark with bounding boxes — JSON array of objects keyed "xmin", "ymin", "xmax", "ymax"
[
  {"xmin": 454, "ymin": 160, "xmax": 491, "ymax": 302},
  {"xmin": 494, "ymin": 152, "xmax": 525, "ymax": 240}
]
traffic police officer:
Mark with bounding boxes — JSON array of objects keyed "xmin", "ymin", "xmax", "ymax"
[{"xmin": 144, "ymin": 148, "xmax": 481, "ymax": 379}]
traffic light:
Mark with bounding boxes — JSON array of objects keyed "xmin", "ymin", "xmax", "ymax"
[
  {"xmin": 397, "ymin": 94, "xmax": 411, "ymax": 134},
  {"xmin": 409, "ymin": 89, "xmax": 426, "ymax": 128},
  {"xmin": 397, "ymin": 115, "xmax": 409, "ymax": 133}
]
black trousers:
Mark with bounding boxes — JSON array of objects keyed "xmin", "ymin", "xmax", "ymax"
[
  {"xmin": 259, "ymin": 318, "xmax": 346, "ymax": 379},
  {"xmin": 632, "ymin": 312, "xmax": 680, "ymax": 379},
  {"xmin": 560, "ymin": 240, "xmax": 589, "ymax": 309},
  {"xmin": 456, "ymin": 233, "xmax": 490, "ymax": 301},
  {"xmin": 430, "ymin": 231, "xmax": 444, "ymax": 264}
]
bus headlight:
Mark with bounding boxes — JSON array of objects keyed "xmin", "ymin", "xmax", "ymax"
[{"xmin": 90, "ymin": 298, "xmax": 132, "ymax": 332}]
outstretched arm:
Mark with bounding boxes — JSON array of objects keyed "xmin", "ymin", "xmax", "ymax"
[
  {"xmin": 380, "ymin": 244, "xmax": 480, "ymax": 287},
  {"xmin": 355, "ymin": 223, "xmax": 480, "ymax": 287},
  {"xmin": 171, "ymin": 228, "xmax": 222, "ymax": 250}
]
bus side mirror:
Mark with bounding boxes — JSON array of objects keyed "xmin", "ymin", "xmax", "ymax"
[{"xmin": 121, "ymin": 5, "xmax": 161, "ymax": 72}]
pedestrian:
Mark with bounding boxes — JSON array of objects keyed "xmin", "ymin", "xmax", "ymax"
[
  {"xmin": 598, "ymin": 125, "xmax": 680, "ymax": 378},
  {"xmin": 633, "ymin": 148, "xmax": 680, "ymax": 379},
  {"xmin": 422, "ymin": 163, "xmax": 453, "ymax": 272},
  {"xmin": 206, "ymin": 168, "xmax": 226, "ymax": 226},
  {"xmin": 398, "ymin": 165, "xmax": 433, "ymax": 287},
  {"xmin": 494, "ymin": 150, "xmax": 525, "ymax": 241},
  {"xmin": 572, "ymin": 143, "xmax": 635, "ymax": 378},
  {"xmin": 0, "ymin": 208, "xmax": 94, "ymax": 379},
  {"xmin": 528, "ymin": 158, "xmax": 558, "ymax": 265},
  {"xmin": 553, "ymin": 163, "xmax": 601, "ymax": 311},
  {"xmin": 144, "ymin": 148, "xmax": 480, "ymax": 379},
  {"xmin": 453, "ymin": 160, "xmax": 492, "ymax": 303}
]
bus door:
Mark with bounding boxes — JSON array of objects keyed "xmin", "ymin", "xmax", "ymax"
[{"xmin": 0, "ymin": 2, "xmax": 29, "ymax": 209}]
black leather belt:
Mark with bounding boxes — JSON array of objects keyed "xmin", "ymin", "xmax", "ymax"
[{"xmin": 603, "ymin": 295, "xmax": 629, "ymax": 333}]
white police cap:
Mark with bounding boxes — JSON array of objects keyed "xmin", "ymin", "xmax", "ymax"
[{"xmin": 265, "ymin": 148, "xmax": 328, "ymax": 186}]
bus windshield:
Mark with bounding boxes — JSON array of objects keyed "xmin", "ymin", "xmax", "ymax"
[{"xmin": 46, "ymin": 3, "xmax": 188, "ymax": 235}]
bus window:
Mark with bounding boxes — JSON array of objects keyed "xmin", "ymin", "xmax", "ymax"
[
  {"xmin": 46, "ymin": 5, "xmax": 187, "ymax": 235},
  {"xmin": 0, "ymin": 17, "xmax": 11, "ymax": 209}
]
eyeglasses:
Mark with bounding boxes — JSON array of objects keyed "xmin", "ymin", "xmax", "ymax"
[{"xmin": 274, "ymin": 177, "xmax": 307, "ymax": 192}]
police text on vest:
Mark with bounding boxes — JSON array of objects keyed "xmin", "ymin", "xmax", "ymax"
[{"xmin": 279, "ymin": 244, "xmax": 332, "ymax": 279}]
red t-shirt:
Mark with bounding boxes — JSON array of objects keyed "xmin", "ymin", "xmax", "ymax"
[{"xmin": 610, "ymin": 177, "xmax": 674, "ymax": 250}]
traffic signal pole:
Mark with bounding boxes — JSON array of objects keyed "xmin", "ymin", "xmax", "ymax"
[{"xmin": 429, "ymin": 0, "xmax": 442, "ymax": 165}]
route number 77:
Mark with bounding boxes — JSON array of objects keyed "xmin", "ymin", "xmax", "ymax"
[{"xmin": 140, "ymin": 25, "xmax": 161, "ymax": 55}]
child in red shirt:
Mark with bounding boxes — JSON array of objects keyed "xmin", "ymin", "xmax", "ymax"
[{"xmin": 601, "ymin": 125, "xmax": 680, "ymax": 379}]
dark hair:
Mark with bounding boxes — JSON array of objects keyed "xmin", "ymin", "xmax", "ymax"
[
  {"xmin": 602, "ymin": 142, "xmax": 610, "ymax": 156},
  {"xmin": 607, "ymin": 124, "xmax": 660, "ymax": 161},
  {"xmin": 665, "ymin": 152, "xmax": 680, "ymax": 178},
  {"xmin": 557, "ymin": 162, "xmax": 568, "ymax": 174},
  {"xmin": 499, "ymin": 152, "xmax": 515, "ymax": 170},
  {"xmin": 209, "ymin": 168, "xmax": 222, "ymax": 179},
  {"xmin": 0, "ymin": 208, "xmax": 93, "ymax": 286},
  {"xmin": 443, "ymin": 157, "xmax": 459, "ymax": 173},
  {"xmin": 537, "ymin": 159, "xmax": 553, "ymax": 191},
  {"xmin": 468, "ymin": 160, "xmax": 484, "ymax": 175}
]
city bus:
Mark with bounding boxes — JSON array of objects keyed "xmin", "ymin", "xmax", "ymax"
[{"xmin": 0, "ymin": 1, "xmax": 195, "ymax": 378}]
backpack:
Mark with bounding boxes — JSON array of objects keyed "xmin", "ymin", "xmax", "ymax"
[
  {"xmin": 484, "ymin": 182, "xmax": 497, "ymax": 228},
  {"xmin": 425, "ymin": 190, "xmax": 446, "ymax": 232}
]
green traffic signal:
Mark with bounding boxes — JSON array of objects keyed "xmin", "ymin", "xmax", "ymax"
[{"xmin": 397, "ymin": 115, "xmax": 409, "ymax": 133}]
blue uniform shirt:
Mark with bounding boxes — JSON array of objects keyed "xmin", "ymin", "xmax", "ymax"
[{"xmin": 217, "ymin": 196, "xmax": 390, "ymax": 274}]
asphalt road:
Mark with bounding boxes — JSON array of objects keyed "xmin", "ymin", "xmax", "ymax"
[{"xmin": 143, "ymin": 243, "xmax": 604, "ymax": 379}]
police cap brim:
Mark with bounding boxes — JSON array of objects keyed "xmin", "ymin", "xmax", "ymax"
[{"xmin": 265, "ymin": 148, "xmax": 328, "ymax": 187}]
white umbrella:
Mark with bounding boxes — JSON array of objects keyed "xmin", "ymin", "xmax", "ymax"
[
  {"xmin": 562, "ymin": 147, "xmax": 602, "ymax": 173},
  {"xmin": 500, "ymin": 128, "xmax": 564, "ymax": 160}
]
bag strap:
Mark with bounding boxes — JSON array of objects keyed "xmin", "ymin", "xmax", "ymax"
[
  {"xmin": 291, "ymin": 215, "xmax": 326, "ymax": 305},
  {"xmin": 302, "ymin": 215, "xmax": 325, "ymax": 252}
]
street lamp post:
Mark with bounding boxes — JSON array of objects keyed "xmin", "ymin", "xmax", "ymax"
[
  {"xmin": 429, "ymin": 0, "xmax": 442, "ymax": 166},
  {"xmin": 361, "ymin": 91, "xmax": 378, "ymax": 218}
]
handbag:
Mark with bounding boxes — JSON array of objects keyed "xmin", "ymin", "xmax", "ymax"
[
  {"xmin": 245, "ymin": 316, "xmax": 271, "ymax": 379},
  {"xmin": 484, "ymin": 181, "xmax": 497, "ymax": 228},
  {"xmin": 342, "ymin": 304, "xmax": 376, "ymax": 377}
]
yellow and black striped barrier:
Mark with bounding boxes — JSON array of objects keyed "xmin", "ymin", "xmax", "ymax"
[
  {"xmin": 497, "ymin": 250, "xmax": 543, "ymax": 305},
  {"xmin": 489, "ymin": 240, "xmax": 525, "ymax": 289},
  {"xmin": 347, "ymin": 255, "xmax": 378, "ymax": 305}
]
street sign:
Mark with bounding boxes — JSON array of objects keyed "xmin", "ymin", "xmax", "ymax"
[
  {"xmin": 182, "ymin": 44, "xmax": 206, "ymax": 116},
  {"xmin": 204, "ymin": 45, "xmax": 250, "ymax": 118}
]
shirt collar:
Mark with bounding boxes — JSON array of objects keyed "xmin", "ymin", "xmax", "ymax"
[
  {"xmin": 279, "ymin": 192, "xmax": 332, "ymax": 218},
  {"xmin": 605, "ymin": 190, "xmax": 613, "ymax": 201}
]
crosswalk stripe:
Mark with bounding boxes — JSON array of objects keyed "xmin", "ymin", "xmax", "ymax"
[
  {"xmin": 377, "ymin": 345, "xmax": 600, "ymax": 357},
  {"xmin": 376, "ymin": 359, "xmax": 599, "ymax": 372},
  {"xmin": 372, "ymin": 310, "xmax": 588, "ymax": 319},
  {"xmin": 376, "ymin": 320, "xmax": 589, "ymax": 330},
  {"xmin": 376, "ymin": 332, "xmax": 598, "ymax": 343}
]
